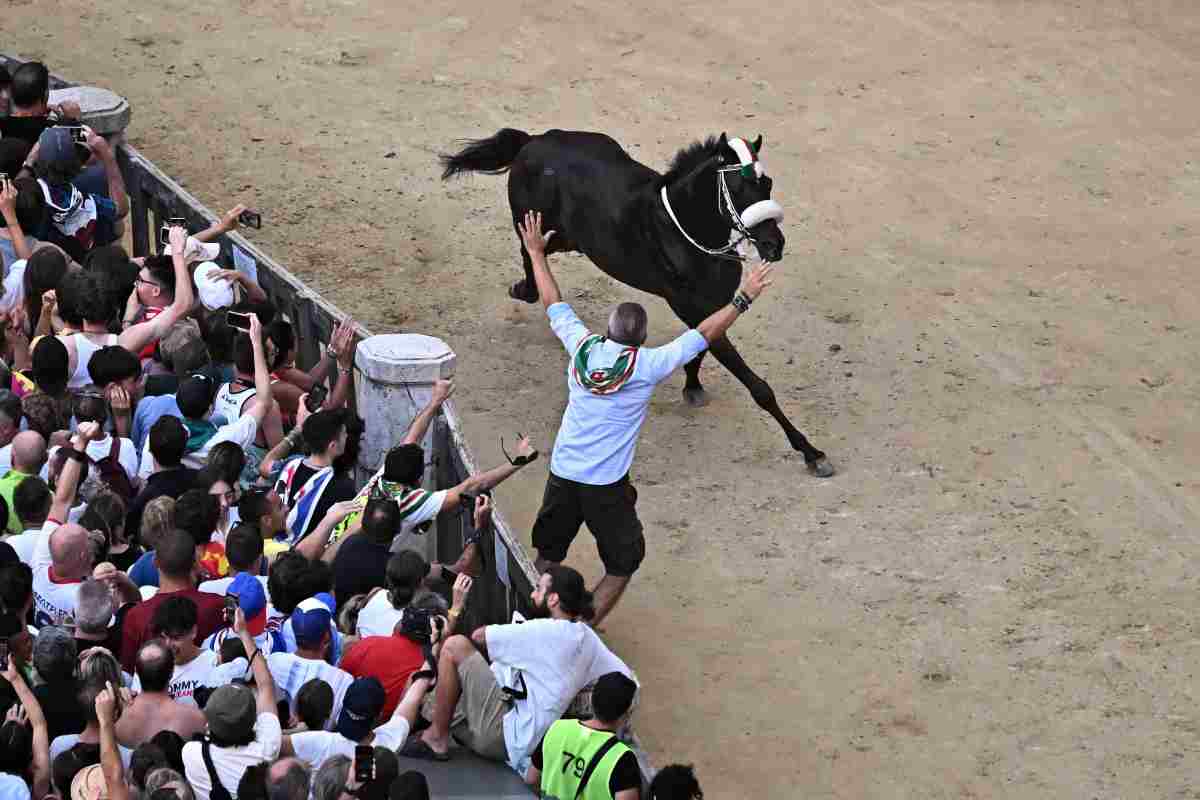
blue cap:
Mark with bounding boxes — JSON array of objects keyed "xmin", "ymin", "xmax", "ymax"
[
  {"xmin": 36, "ymin": 127, "xmax": 78, "ymax": 170},
  {"xmin": 335, "ymin": 677, "xmax": 386, "ymax": 741},
  {"xmin": 291, "ymin": 596, "xmax": 332, "ymax": 648},
  {"xmin": 229, "ymin": 573, "xmax": 267, "ymax": 635}
]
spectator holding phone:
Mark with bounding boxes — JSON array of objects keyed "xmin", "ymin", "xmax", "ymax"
[{"xmin": 0, "ymin": 61, "xmax": 81, "ymax": 144}]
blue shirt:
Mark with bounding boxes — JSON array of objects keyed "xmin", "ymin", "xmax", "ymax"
[
  {"xmin": 132, "ymin": 393, "xmax": 182, "ymax": 452},
  {"xmin": 128, "ymin": 550, "xmax": 159, "ymax": 588},
  {"xmin": 546, "ymin": 303, "xmax": 707, "ymax": 485}
]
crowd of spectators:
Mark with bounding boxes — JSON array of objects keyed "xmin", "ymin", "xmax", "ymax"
[{"xmin": 0, "ymin": 60, "xmax": 708, "ymax": 800}]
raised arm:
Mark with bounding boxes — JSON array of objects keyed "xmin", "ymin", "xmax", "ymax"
[
  {"xmin": 235, "ymin": 607, "xmax": 277, "ymax": 714},
  {"xmin": 695, "ymin": 262, "xmax": 774, "ymax": 345},
  {"xmin": 437, "ymin": 436, "xmax": 537, "ymax": 513},
  {"xmin": 118, "ymin": 225, "xmax": 195, "ymax": 352},
  {"xmin": 246, "ymin": 312, "xmax": 273, "ymax": 424},
  {"xmin": 95, "ymin": 680, "xmax": 131, "ymax": 800},
  {"xmin": 0, "ymin": 180, "xmax": 33, "ymax": 262},
  {"xmin": 294, "ymin": 500, "xmax": 363, "ymax": 561},
  {"xmin": 193, "ymin": 204, "xmax": 246, "ymax": 243},
  {"xmin": 517, "ymin": 211, "xmax": 561, "ymax": 310},
  {"xmin": 84, "ymin": 127, "xmax": 129, "ymax": 221},
  {"xmin": 402, "ymin": 379, "xmax": 454, "ymax": 446},
  {"xmin": 50, "ymin": 421, "xmax": 102, "ymax": 522},
  {"xmin": 3, "ymin": 656, "xmax": 50, "ymax": 800}
]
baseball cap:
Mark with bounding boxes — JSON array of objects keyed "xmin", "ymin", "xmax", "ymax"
[
  {"xmin": 176, "ymin": 373, "xmax": 217, "ymax": 419},
  {"xmin": 291, "ymin": 595, "xmax": 333, "ymax": 648},
  {"xmin": 204, "ymin": 684, "xmax": 257, "ymax": 742},
  {"xmin": 71, "ymin": 763, "xmax": 109, "ymax": 800},
  {"xmin": 335, "ymin": 677, "xmax": 386, "ymax": 741},
  {"xmin": 164, "ymin": 235, "xmax": 220, "ymax": 263},
  {"xmin": 36, "ymin": 127, "xmax": 79, "ymax": 171},
  {"xmin": 228, "ymin": 572, "xmax": 267, "ymax": 636},
  {"xmin": 194, "ymin": 262, "xmax": 237, "ymax": 310}
]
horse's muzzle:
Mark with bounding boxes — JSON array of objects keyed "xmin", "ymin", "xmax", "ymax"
[{"xmin": 755, "ymin": 227, "xmax": 785, "ymax": 262}]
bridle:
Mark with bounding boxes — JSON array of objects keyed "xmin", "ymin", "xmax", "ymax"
[{"xmin": 659, "ymin": 138, "xmax": 784, "ymax": 262}]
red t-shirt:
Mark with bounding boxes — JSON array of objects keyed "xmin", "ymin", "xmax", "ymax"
[
  {"xmin": 340, "ymin": 635, "xmax": 425, "ymax": 719},
  {"xmin": 120, "ymin": 589, "xmax": 226, "ymax": 673}
]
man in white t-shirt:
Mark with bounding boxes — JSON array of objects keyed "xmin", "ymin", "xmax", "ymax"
[
  {"xmin": 30, "ymin": 422, "xmax": 99, "ymax": 627},
  {"xmin": 130, "ymin": 595, "xmax": 245, "ymax": 708},
  {"xmin": 408, "ymin": 565, "xmax": 632, "ymax": 776},
  {"xmin": 267, "ymin": 601, "xmax": 353, "ymax": 731},
  {"xmin": 182, "ymin": 606, "xmax": 282, "ymax": 800},
  {"xmin": 137, "ymin": 313, "xmax": 273, "ymax": 481},
  {"xmin": 280, "ymin": 671, "xmax": 434, "ymax": 773}
]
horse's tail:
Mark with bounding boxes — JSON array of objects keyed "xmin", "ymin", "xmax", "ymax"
[{"xmin": 440, "ymin": 128, "xmax": 532, "ymax": 180}]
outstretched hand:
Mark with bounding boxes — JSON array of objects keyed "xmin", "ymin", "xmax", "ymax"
[
  {"xmin": 739, "ymin": 262, "xmax": 775, "ymax": 301},
  {"xmin": 517, "ymin": 211, "xmax": 555, "ymax": 258}
]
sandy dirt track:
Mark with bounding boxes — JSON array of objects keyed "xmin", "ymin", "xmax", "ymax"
[{"xmin": 8, "ymin": 1, "xmax": 1200, "ymax": 796}]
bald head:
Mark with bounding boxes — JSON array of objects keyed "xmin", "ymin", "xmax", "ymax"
[
  {"xmin": 11, "ymin": 431, "xmax": 47, "ymax": 474},
  {"xmin": 49, "ymin": 522, "xmax": 92, "ymax": 579}
]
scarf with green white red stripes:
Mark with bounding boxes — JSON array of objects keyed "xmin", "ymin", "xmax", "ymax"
[{"xmin": 571, "ymin": 334, "xmax": 639, "ymax": 395}]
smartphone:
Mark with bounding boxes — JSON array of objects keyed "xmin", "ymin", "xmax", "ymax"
[
  {"xmin": 227, "ymin": 311, "xmax": 253, "ymax": 332},
  {"xmin": 63, "ymin": 126, "xmax": 87, "ymax": 145},
  {"xmin": 305, "ymin": 383, "xmax": 328, "ymax": 413},
  {"xmin": 354, "ymin": 744, "xmax": 375, "ymax": 783},
  {"xmin": 0, "ymin": 638, "xmax": 8, "ymax": 666},
  {"xmin": 238, "ymin": 209, "xmax": 263, "ymax": 229},
  {"xmin": 224, "ymin": 595, "xmax": 239, "ymax": 625},
  {"xmin": 159, "ymin": 218, "xmax": 188, "ymax": 246}
]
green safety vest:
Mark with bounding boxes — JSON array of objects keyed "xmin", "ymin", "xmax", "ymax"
[{"xmin": 540, "ymin": 719, "xmax": 632, "ymax": 800}]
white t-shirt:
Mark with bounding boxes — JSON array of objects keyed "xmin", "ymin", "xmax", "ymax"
[
  {"xmin": 0, "ymin": 772, "xmax": 30, "ymax": 800},
  {"xmin": 546, "ymin": 302, "xmax": 708, "ymax": 485},
  {"xmin": 199, "ymin": 574, "xmax": 269, "ymax": 597},
  {"xmin": 0, "ymin": 259, "xmax": 25, "ymax": 313},
  {"xmin": 137, "ymin": 414, "xmax": 259, "ymax": 481},
  {"xmin": 355, "ymin": 590, "xmax": 406, "ymax": 638},
  {"xmin": 4, "ymin": 529, "xmax": 41, "ymax": 565},
  {"xmin": 182, "ymin": 712, "xmax": 282, "ymax": 800},
  {"xmin": 289, "ymin": 714, "xmax": 411, "ymax": 772},
  {"xmin": 30, "ymin": 520, "xmax": 81, "ymax": 628},
  {"xmin": 486, "ymin": 618, "xmax": 633, "ymax": 776},
  {"xmin": 267, "ymin": 652, "xmax": 353, "ymax": 731},
  {"xmin": 48, "ymin": 435, "xmax": 140, "ymax": 486},
  {"xmin": 130, "ymin": 651, "xmax": 248, "ymax": 708}
]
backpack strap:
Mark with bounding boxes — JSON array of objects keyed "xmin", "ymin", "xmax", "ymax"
[
  {"xmin": 574, "ymin": 734, "xmax": 621, "ymax": 800},
  {"xmin": 200, "ymin": 741, "xmax": 235, "ymax": 800}
]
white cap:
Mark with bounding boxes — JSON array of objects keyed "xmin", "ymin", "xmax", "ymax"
[
  {"xmin": 166, "ymin": 236, "xmax": 221, "ymax": 263},
  {"xmin": 194, "ymin": 261, "xmax": 237, "ymax": 310}
]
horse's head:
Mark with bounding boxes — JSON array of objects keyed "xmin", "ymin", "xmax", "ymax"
[{"xmin": 715, "ymin": 132, "xmax": 785, "ymax": 262}]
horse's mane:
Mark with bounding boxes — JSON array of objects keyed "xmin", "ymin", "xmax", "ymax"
[{"xmin": 657, "ymin": 135, "xmax": 722, "ymax": 188}]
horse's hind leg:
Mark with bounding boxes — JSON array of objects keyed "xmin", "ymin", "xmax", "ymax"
[
  {"xmin": 707, "ymin": 335, "xmax": 835, "ymax": 477},
  {"xmin": 509, "ymin": 241, "xmax": 539, "ymax": 303},
  {"xmin": 682, "ymin": 351, "xmax": 710, "ymax": 407}
]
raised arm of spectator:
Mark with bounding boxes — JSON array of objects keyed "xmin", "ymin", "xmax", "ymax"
[
  {"xmin": 213, "ymin": 267, "xmax": 268, "ymax": 305},
  {"xmin": 193, "ymin": 203, "xmax": 245, "ymax": 243},
  {"xmin": 0, "ymin": 179, "xmax": 33, "ymax": 262},
  {"xmin": 402, "ymin": 379, "xmax": 454, "ymax": 446},
  {"xmin": 294, "ymin": 500, "xmax": 363, "ymax": 561},
  {"xmin": 235, "ymin": 607, "xmax": 277, "ymax": 714},
  {"xmin": 695, "ymin": 262, "xmax": 774, "ymax": 345},
  {"xmin": 84, "ymin": 126, "xmax": 129, "ymax": 221},
  {"xmin": 2, "ymin": 655, "xmax": 51, "ymax": 800},
  {"xmin": 246, "ymin": 313, "xmax": 273, "ymax": 424},
  {"xmin": 95, "ymin": 680, "xmax": 131, "ymax": 800},
  {"xmin": 319, "ymin": 518, "xmax": 361, "ymax": 565},
  {"xmin": 50, "ymin": 421, "xmax": 102, "ymax": 523},
  {"xmin": 390, "ymin": 659, "xmax": 437, "ymax": 729},
  {"xmin": 517, "ymin": 211, "xmax": 561, "ymax": 310},
  {"xmin": 436, "ymin": 435, "xmax": 537, "ymax": 514},
  {"xmin": 118, "ymin": 226, "xmax": 195, "ymax": 353}
]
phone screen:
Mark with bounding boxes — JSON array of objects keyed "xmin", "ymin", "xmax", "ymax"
[
  {"xmin": 224, "ymin": 596, "xmax": 239, "ymax": 624},
  {"xmin": 239, "ymin": 210, "xmax": 263, "ymax": 229},
  {"xmin": 0, "ymin": 639, "xmax": 9, "ymax": 666},
  {"xmin": 354, "ymin": 744, "xmax": 375, "ymax": 782},
  {"xmin": 227, "ymin": 312, "xmax": 252, "ymax": 332}
]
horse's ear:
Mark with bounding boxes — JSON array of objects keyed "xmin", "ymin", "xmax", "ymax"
[
  {"xmin": 752, "ymin": 134, "xmax": 763, "ymax": 153},
  {"xmin": 718, "ymin": 132, "xmax": 728, "ymax": 147}
]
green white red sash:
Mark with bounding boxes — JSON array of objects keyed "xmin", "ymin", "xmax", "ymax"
[{"xmin": 571, "ymin": 334, "xmax": 638, "ymax": 395}]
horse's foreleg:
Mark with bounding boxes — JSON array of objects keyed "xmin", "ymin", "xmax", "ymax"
[
  {"xmin": 682, "ymin": 351, "xmax": 709, "ymax": 407},
  {"xmin": 707, "ymin": 335, "xmax": 834, "ymax": 476}
]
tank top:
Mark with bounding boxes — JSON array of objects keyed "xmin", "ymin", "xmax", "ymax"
[
  {"xmin": 213, "ymin": 381, "xmax": 256, "ymax": 425},
  {"xmin": 68, "ymin": 333, "xmax": 119, "ymax": 389},
  {"xmin": 540, "ymin": 720, "xmax": 631, "ymax": 800}
]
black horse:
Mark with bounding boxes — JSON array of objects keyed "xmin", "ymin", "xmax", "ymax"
[{"xmin": 441, "ymin": 128, "xmax": 833, "ymax": 477}]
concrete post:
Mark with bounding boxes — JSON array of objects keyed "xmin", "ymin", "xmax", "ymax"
[
  {"xmin": 48, "ymin": 86, "xmax": 132, "ymax": 135},
  {"xmin": 354, "ymin": 334, "xmax": 456, "ymax": 561}
]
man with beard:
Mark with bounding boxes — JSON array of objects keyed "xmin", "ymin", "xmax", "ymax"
[{"xmin": 403, "ymin": 565, "xmax": 633, "ymax": 777}]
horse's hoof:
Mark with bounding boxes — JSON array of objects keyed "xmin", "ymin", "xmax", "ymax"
[
  {"xmin": 508, "ymin": 280, "xmax": 538, "ymax": 304},
  {"xmin": 807, "ymin": 457, "xmax": 835, "ymax": 478},
  {"xmin": 682, "ymin": 386, "xmax": 710, "ymax": 408}
]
